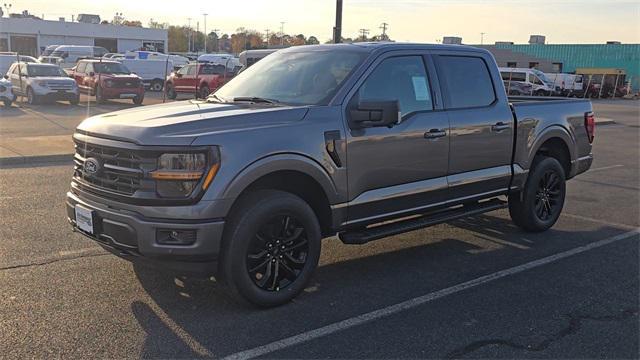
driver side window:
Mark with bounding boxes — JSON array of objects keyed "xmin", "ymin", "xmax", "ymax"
[
  {"xmin": 358, "ymin": 56, "xmax": 433, "ymax": 117},
  {"xmin": 178, "ymin": 65, "xmax": 193, "ymax": 76}
]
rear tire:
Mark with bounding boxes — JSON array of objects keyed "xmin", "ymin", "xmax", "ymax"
[
  {"xmin": 69, "ymin": 95, "xmax": 80, "ymax": 105},
  {"xmin": 220, "ymin": 190, "xmax": 321, "ymax": 307},
  {"xmin": 27, "ymin": 87, "xmax": 38, "ymax": 105},
  {"xmin": 150, "ymin": 79, "xmax": 163, "ymax": 92},
  {"xmin": 95, "ymin": 86, "xmax": 105, "ymax": 104},
  {"xmin": 509, "ymin": 156, "xmax": 566, "ymax": 232}
]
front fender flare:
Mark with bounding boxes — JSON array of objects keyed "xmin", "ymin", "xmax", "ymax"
[{"xmin": 221, "ymin": 153, "xmax": 340, "ymax": 205}]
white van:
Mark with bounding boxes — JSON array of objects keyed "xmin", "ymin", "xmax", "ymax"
[
  {"xmin": 239, "ymin": 49, "xmax": 278, "ymax": 68},
  {"xmin": 119, "ymin": 58, "xmax": 174, "ymax": 91},
  {"xmin": 0, "ymin": 54, "xmax": 39, "ymax": 76},
  {"xmin": 544, "ymin": 73, "xmax": 584, "ymax": 96},
  {"xmin": 499, "ymin": 67, "xmax": 558, "ymax": 96},
  {"xmin": 197, "ymin": 53, "xmax": 241, "ymax": 73},
  {"xmin": 50, "ymin": 46, "xmax": 109, "ymax": 68},
  {"xmin": 124, "ymin": 51, "xmax": 189, "ymax": 70}
]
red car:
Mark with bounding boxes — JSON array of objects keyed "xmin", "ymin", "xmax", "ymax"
[
  {"xmin": 165, "ymin": 63, "xmax": 232, "ymax": 99},
  {"xmin": 70, "ymin": 59, "xmax": 145, "ymax": 104}
]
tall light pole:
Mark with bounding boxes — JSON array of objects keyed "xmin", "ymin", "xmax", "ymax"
[
  {"xmin": 187, "ymin": 17, "xmax": 192, "ymax": 52},
  {"xmin": 203, "ymin": 13, "xmax": 208, "ymax": 53},
  {"xmin": 480, "ymin": 32, "xmax": 486, "ymax": 45},
  {"xmin": 333, "ymin": 0, "xmax": 343, "ymax": 43},
  {"xmin": 280, "ymin": 21, "xmax": 285, "ymax": 46}
]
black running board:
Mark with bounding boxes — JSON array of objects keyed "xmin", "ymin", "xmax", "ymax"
[{"xmin": 339, "ymin": 198, "xmax": 507, "ymax": 245}]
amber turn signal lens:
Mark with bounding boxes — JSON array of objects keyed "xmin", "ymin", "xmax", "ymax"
[
  {"xmin": 202, "ymin": 163, "xmax": 220, "ymax": 190},
  {"xmin": 150, "ymin": 171, "xmax": 203, "ymax": 180}
]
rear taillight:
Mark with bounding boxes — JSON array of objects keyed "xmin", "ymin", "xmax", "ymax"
[{"xmin": 584, "ymin": 112, "xmax": 595, "ymax": 144}]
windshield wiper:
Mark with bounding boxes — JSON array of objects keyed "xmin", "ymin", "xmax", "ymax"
[
  {"xmin": 232, "ymin": 96, "xmax": 279, "ymax": 104},
  {"xmin": 206, "ymin": 94, "xmax": 226, "ymax": 103}
]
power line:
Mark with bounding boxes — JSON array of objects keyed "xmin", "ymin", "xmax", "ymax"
[
  {"xmin": 380, "ymin": 22, "xmax": 389, "ymax": 40},
  {"xmin": 359, "ymin": 28, "xmax": 369, "ymax": 41}
]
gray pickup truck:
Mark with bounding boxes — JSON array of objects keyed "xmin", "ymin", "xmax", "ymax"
[{"xmin": 67, "ymin": 43, "xmax": 594, "ymax": 307}]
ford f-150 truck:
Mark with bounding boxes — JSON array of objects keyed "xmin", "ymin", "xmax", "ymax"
[
  {"xmin": 67, "ymin": 43, "xmax": 594, "ymax": 307},
  {"xmin": 164, "ymin": 63, "xmax": 231, "ymax": 100},
  {"xmin": 69, "ymin": 59, "xmax": 145, "ymax": 104}
]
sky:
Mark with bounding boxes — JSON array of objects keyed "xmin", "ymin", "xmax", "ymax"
[{"xmin": 20, "ymin": 0, "xmax": 640, "ymax": 44}]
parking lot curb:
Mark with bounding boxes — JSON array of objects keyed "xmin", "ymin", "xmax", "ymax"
[{"xmin": 0, "ymin": 153, "xmax": 73, "ymax": 167}]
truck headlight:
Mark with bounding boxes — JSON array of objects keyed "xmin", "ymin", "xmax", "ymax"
[
  {"xmin": 36, "ymin": 80, "xmax": 48, "ymax": 87},
  {"xmin": 104, "ymin": 79, "xmax": 114, "ymax": 88},
  {"xmin": 151, "ymin": 150, "xmax": 220, "ymax": 198}
]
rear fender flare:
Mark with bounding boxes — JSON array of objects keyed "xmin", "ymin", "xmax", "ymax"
[{"xmin": 526, "ymin": 125, "xmax": 576, "ymax": 170}]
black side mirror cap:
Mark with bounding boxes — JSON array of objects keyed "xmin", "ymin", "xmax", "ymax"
[
  {"xmin": 350, "ymin": 100, "xmax": 400, "ymax": 128},
  {"xmin": 3, "ymin": 75, "xmax": 8, "ymax": 80}
]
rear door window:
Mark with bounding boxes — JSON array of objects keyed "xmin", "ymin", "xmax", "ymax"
[{"xmin": 438, "ymin": 56, "xmax": 496, "ymax": 109}]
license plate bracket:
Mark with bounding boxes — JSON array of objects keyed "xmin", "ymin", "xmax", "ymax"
[{"xmin": 74, "ymin": 205, "xmax": 95, "ymax": 234}]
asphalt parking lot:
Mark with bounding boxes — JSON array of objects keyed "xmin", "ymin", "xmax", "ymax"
[{"xmin": 0, "ymin": 98, "xmax": 638, "ymax": 358}]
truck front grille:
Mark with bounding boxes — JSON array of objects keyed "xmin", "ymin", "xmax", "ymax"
[
  {"xmin": 73, "ymin": 141, "xmax": 153, "ymax": 196},
  {"xmin": 48, "ymin": 81, "xmax": 74, "ymax": 91},
  {"xmin": 113, "ymin": 79, "xmax": 140, "ymax": 88}
]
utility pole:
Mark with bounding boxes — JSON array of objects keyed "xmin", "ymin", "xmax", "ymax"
[
  {"xmin": 211, "ymin": 28, "xmax": 219, "ymax": 52},
  {"xmin": 380, "ymin": 22, "xmax": 389, "ymax": 40},
  {"xmin": 203, "ymin": 13, "xmax": 208, "ymax": 53},
  {"xmin": 280, "ymin": 21, "xmax": 285, "ymax": 46},
  {"xmin": 480, "ymin": 32, "xmax": 486, "ymax": 45},
  {"xmin": 333, "ymin": 0, "xmax": 343, "ymax": 43},
  {"xmin": 187, "ymin": 17, "xmax": 192, "ymax": 52},
  {"xmin": 264, "ymin": 29, "xmax": 271, "ymax": 46},
  {"xmin": 359, "ymin": 28, "xmax": 369, "ymax": 42}
]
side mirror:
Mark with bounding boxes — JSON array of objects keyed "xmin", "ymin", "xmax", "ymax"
[
  {"xmin": 89, "ymin": 72, "xmax": 95, "ymax": 77},
  {"xmin": 175, "ymin": 73, "xmax": 182, "ymax": 78},
  {"xmin": 3, "ymin": 75, "xmax": 7, "ymax": 80},
  {"xmin": 350, "ymin": 100, "xmax": 400, "ymax": 128}
]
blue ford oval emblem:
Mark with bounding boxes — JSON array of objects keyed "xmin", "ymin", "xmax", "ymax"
[{"xmin": 84, "ymin": 158, "xmax": 101, "ymax": 175}]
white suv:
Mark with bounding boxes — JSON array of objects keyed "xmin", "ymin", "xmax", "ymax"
[{"xmin": 7, "ymin": 62, "xmax": 79, "ymax": 105}]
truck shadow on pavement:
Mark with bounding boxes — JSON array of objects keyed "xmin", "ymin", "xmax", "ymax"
[{"xmin": 130, "ymin": 213, "xmax": 631, "ymax": 358}]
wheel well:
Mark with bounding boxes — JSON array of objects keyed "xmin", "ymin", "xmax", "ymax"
[
  {"xmin": 536, "ymin": 138, "xmax": 571, "ymax": 177},
  {"xmin": 236, "ymin": 170, "xmax": 333, "ymax": 236}
]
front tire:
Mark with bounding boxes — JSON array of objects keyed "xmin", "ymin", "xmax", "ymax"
[
  {"xmin": 199, "ymin": 84, "xmax": 210, "ymax": 99},
  {"xmin": 166, "ymin": 84, "xmax": 177, "ymax": 99},
  {"xmin": 509, "ymin": 156, "xmax": 566, "ymax": 232},
  {"xmin": 132, "ymin": 95, "xmax": 144, "ymax": 105},
  {"xmin": 69, "ymin": 95, "xmax": 80, "ymax": 105},
  {"xmin": 3, "ymin": 99, "xmax": 11, "ymax": 107},
  {"xmin": 220, "ymin": 190, "xmax": 321, "ymax": 307}
]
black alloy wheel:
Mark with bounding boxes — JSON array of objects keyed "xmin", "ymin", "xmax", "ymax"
[
  {"xmin": 534, "ymin": 169, "xmax": 562, "ymax": 221},
  {"xmin": 246, "ymin": 215, "xmax": 309, "ymax": 292}
]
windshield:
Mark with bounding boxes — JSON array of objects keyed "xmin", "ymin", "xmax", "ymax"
[
  {"xmin": 94, "ymin": 63, "xmax": 130, "ymax": 74},
  {"xmin": 27, "ymin": 65, "xmax": 68, "ymax": 77},
  {"xmin": 214, "ymin": 50, "xmax": 366, "ymax": 105},
  {"xmin": 532, "ymin": 69, "xmax": 553, "ymax": 86}
]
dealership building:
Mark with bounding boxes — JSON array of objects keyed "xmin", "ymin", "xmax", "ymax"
[{"xmin": 0, "ymin": 17, "xmax": 168, "ymax": 57}]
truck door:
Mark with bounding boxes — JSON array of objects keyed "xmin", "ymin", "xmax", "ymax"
[
  {"xmin": 344, "ymin": 53, "xmax": 450, "ymax": 225},
  {"xmin": 174, "ymin": 64, "xmax": 194, "ymax": 92},
  {"xmin": 433, "ymin": 53, "xmax": 514, "ymax": 200}
]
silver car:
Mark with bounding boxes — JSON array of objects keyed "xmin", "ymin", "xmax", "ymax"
[{"xmin": 7, "ymin": 62, "xmax": 79, "ymax": 105}]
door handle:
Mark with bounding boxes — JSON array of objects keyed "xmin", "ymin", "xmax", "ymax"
[
  {"xmin": 424, "ymin": 129, "xmax": 447, "ymax": 139},
  {"xmin": 491, "ymin": 122, "xmax": 510, "ymax": 132}
]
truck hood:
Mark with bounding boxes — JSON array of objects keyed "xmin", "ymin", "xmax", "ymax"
[
  {"xmin": 76, "ymin": 100, "xmax": 309, "ymax": 146},
  {"xmin": 32, "ymin": 76, "xmax": 76, "ymax": 83}
]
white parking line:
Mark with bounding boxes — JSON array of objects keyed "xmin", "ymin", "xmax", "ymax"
[
  {"xmin": 222, "ymin": 228, "xmax": 639, "ymax": 360},
  {"xmin": 587, "ymin": 164, "xmax": 624, "ymax": 172}
]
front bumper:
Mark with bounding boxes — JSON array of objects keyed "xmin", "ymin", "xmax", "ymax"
[
  {"xmin": 35, "ymin": 88, "xmax": 79, "ymax": 101},
  {"xmin": 100, "ymin": 86, "xmax": 144, "ymax": 99},
  {"xmin": 66, "ymin": 191, "xmax": 225, "ymax": 274}
]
